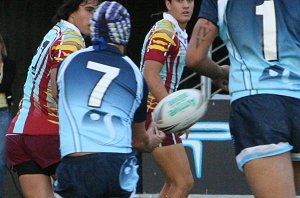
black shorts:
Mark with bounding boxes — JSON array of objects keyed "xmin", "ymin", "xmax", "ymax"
[
  {"xmin": 229, "ymin": 94, "xmax": 300, "ymax": 170},
  {"xmin": 54, "ymin": 152, "xmax": 138, "ymax": 198},
  {"xmin": 13, "ymin": 160, "xmax": 59, "ymax": 176}
]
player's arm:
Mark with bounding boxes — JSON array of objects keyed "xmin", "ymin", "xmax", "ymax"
[
  {"xmin": 131, "ymin": 79, "xmax": 165, "ymax": 152},
  {"xmin": 51, "ymin": 36, "xmax": 85, "ymax": 102},
  {"xmin": 186, "ymin": 18, "xmax": 229, "ymax": 91},
  {"xmin": 132, "ymin": 122, "xmax": 165, "ymax": 153},
  {"xmin": 143, "ymin": 60, "xmax": 168, "ymax": 102},
  {"xmin": 50, "ymin": 68, "xmax": 58, "ymax": 103},
  {"xmin": 142, "ymin": 29, "xmax": 175, "ymax": 102}
]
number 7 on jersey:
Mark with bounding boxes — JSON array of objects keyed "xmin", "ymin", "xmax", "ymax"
[{"xmin": 86, "ymin": 61, "xmax": 120, "ymax": 107}]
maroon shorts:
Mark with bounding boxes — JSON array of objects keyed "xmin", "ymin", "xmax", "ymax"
[
  {"xmin": 146, "ymin": 112, "xmax": 182, "ymax": 146},
  {"xmin": 6, "ymin": 134, "xmax": 61, "ymax": 169}
]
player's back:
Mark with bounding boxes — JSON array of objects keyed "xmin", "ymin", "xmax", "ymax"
[
  {"xmin": 7, "ymin": 21, "xmax": 84, "ymax": 135},
  {"xmin": 215, "ymin": 0, "xmax": 300, "ymax": 101},
  {"xmin": 57, "ymin": 45, "xmax": 144, "ymax": 157}
]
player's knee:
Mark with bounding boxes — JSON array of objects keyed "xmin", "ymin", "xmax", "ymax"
[
  {"xmin": 174, "ymin": 175, "xmax": 194, "ymax": 192},
  {"xmin": 183, "ymin": 175, "xmax": 194, "ymax": 192}
]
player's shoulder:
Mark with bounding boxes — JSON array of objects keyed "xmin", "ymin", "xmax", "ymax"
[
  {"xmin": 153, "ymin": 19, "xmax": 176, "ymax": 37},
  {"xmin": 55, "ymin": 22, "xmax": 84, "ymax": 46},
  {"xmin": 121, "ymin": 55, "xmax": 139, "ymax": 71},
  {"xmin": 61, "ymin": 27, "xmax": 82, "ymax": 40},
  {"xmin": 51, "ymin": 30, "xmax": 84, "ymax": 53},
  {"xmin": 156, "ymin": 19, "xmax": 174, "ymax": 29}
]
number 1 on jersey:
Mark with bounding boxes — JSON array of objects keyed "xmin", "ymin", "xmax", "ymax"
[
  {"xmin": 256, "ymin": 0, "xmax": 278, "ymax": 61},
  {"xmin": 87, "ymin": 61, "xmax": 120, "ymax": 107}
]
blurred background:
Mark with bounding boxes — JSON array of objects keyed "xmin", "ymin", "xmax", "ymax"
[
  {"xmin": 1, "ymin": 1, "xmax": 246, "ymax": 197},
  {"xmin": 0, "ymin": 0, "xmax": 204, "ymax": 115}
]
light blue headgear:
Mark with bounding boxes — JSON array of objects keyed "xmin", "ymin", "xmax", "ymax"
[{"xmin": 90, "ymin": 1, "xmax": 131, "ymax": 51}]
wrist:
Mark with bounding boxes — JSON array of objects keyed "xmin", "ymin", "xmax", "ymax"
[{"xmin": 215, "ymin": 66, "xmax": 225, "ymax": 80}]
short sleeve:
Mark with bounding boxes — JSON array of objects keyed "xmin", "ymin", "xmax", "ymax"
[
  {"xmin": 144, "ymin": 28, "xmax": 178, "ymax": 64},
  {"xmin": 133, "ymin": 79, "xmax": 149, "ymax": 123},
  {"xmin": 199, "ymin": 0, "xmax": 219, "ymax": 27},
  {"xmin": 51, "ymin": 34, "xmax": 84, "ymax": 69}
]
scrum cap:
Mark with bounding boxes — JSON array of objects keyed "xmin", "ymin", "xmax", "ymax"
[{"xmin": 90, "ymin": 1, "xmax": 131, "ymax": 50}]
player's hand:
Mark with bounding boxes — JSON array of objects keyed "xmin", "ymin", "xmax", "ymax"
[
  {"xmin": 220, "ymin": 65, "xmax": 230, "ymax": 78},
  {"xmin": 213, "ymin": 78, "xmax": 229, "ymax": 92},
  {"xmin": 178, "ymin": 128, "xmax": 190, "ymax": 139},
  {"xmin": 146, "ymin": 121, "xmax": 166, "ymax": 151},
  {"xmin": 214, "ymin": 65, "xmax": 229, "ymax": 92}
]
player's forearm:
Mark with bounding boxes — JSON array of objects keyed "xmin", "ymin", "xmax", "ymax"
[
  {"xmin": 132, "ymin": 122, "xmax": 154, "ymax": 153},
  {"xmin": 50, "ymin": 68, "xmax": 58, "ymax": 103},
  {"xmin": 145, "ymin": 75, "xmax": 169, "ymax": 102},
  {"xmin": 189, "ymin": 55, "xmax": 224, "ymax": 80},
  {"xmin": 186, "ymin": 18, "xmax": 221, "ymax": 80}
]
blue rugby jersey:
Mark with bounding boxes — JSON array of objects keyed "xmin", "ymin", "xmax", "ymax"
[
  {"xmin": 200, "ymin": 0, "xmax": 300, "ymax": 101},
  {"xmin": 57, "ymin": 45, "xmax": 148, "ymax": 157}
]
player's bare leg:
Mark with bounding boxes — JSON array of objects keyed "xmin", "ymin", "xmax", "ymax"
[
  {"xmin": 293, "ymin": 160, "xmax": 300, "ymax": 192},
  {"xmin": 244, "ymin": 152, "xmax": 296, "ymax": 198},
  {"xmin": 19, "ymin": 174, "xmax": 54, "ymax": 198},
  {"xmin": 152, "ymin": 143, "xmax": 194, "ymax": 198}
]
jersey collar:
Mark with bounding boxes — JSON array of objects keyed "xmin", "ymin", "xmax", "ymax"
[
  {"xmin": 163, "ymin": 12, "xmax": 188, "ymax": 45},
  {"xmin": 60, "ymin": 20, "xmax": 83, "ymax": 37}
]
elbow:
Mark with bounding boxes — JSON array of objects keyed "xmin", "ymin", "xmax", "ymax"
[
  {"xmin": 185, "ymin": 53, "xmax": 205, "ymax": 72},
  {"xmin": 185, "ymin": 56, "xmax": 199, "ymax": 71}
]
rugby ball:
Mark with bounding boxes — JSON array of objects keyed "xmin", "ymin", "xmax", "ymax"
[{"xmin": 152, "ymin": 89, "xmax": 207, "ymax": 134}]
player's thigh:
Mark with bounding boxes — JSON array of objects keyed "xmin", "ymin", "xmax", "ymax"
[
  {"xmin": 290, "ymin": 96, "xmax": 300, "ymax": 155},
  {"xmin": 55, "ymin": 153, "xmax": 137, "ymax": 197},
  {"xmin": 230, "ymin": 94, "xmax": 294, "ymax": 169},
  {"xmin": 152, "ymin": 143, "xmax": 192, "ymax": 180},
  {"xmin": 19, "ymin": 174, "xmax": 53, "ymax": 198},
  {"xmin": 230, "ymin": 94, "xmax": 291, "ymax": 150},
  {"xmin": 25, "ymin": 135, "xmax": 61, "ymax": 169},
  {"xmin": 6, "ymin": 135, "xmax": 31, "ymax": 167},
  {"xmin": 293, "ymin": 161, "xmax": 300, "ymax": 188},
  {"xmin": 244, "ymin": 152, "xmax": 295, "ymax": 198},
  {"xmin": 14, "ymin": 160, "xmax": 58, "ymax": 177}
]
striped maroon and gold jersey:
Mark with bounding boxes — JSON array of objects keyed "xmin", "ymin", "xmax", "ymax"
[
  {"xmin": 140, "ymin": 13, "xmax": 188, "ymax": 112},
  {"xmin": 7, "ymin": 20, "xmax": 85, "ymax": 135}
]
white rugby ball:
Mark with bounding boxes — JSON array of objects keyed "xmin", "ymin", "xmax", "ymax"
[{"xmin": 152, "ymin": 89, "xmax": 207, "ymax": 134}]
